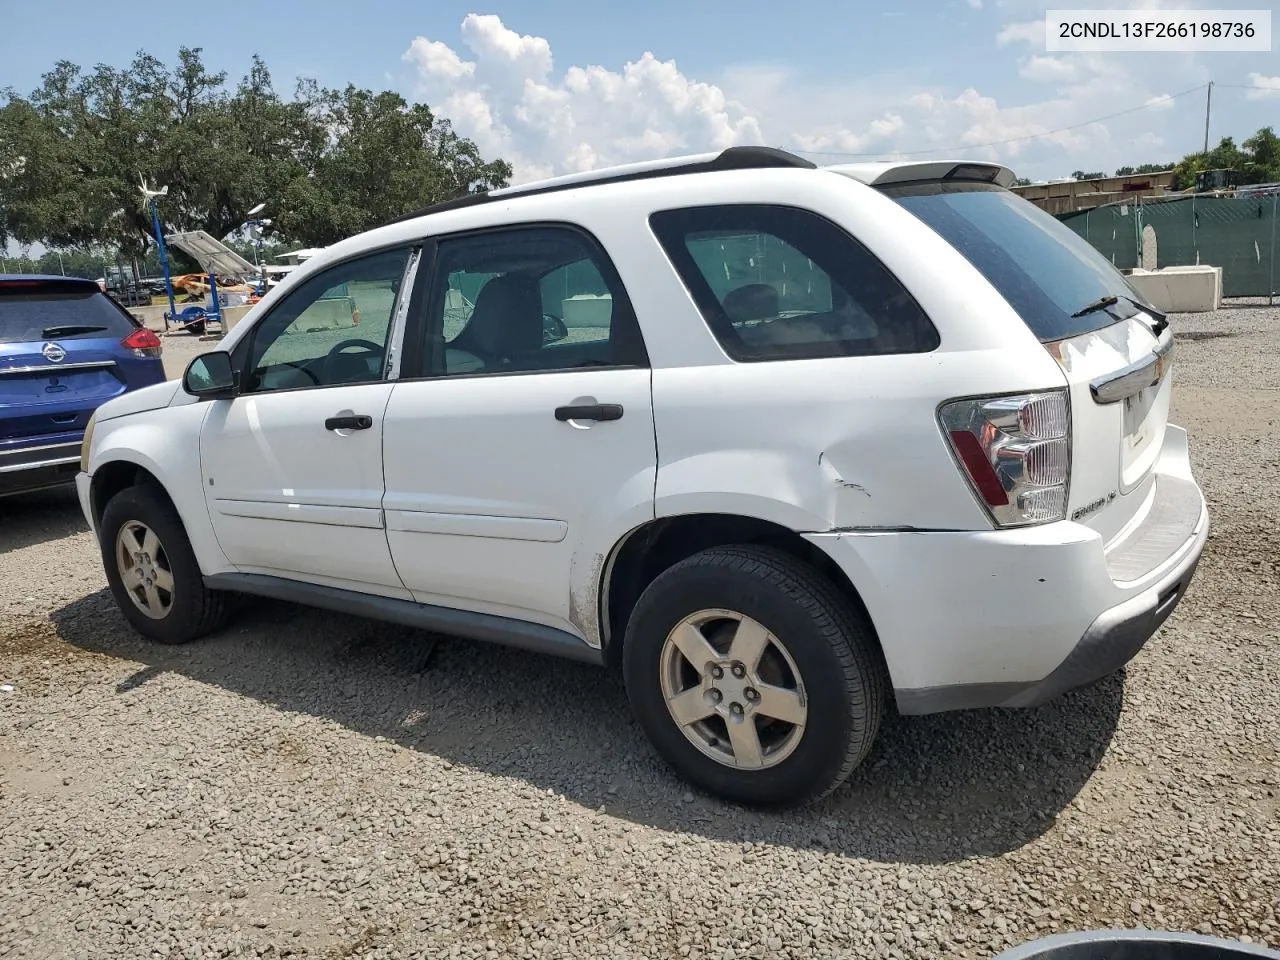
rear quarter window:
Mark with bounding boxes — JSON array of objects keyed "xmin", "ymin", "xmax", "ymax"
[
  {"xmin": 0, "ymin": 286, "xmax": 139, "ymax": 343},
  {"xmin": 649, "ymin": 204, "xmax": 939, "ymax": 362}
]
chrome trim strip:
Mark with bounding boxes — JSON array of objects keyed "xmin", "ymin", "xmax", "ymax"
[
  {"xmin": 0, "ymin": 360, "xmax": 118, "ymax": 377},
  {"xmin": 0, "ymin": 441, "xmax": 82, "ymax": 457},
  {"xmin": 1089, "ymin": 336, "xmax": 1174, "ymax": 405},
  {"xmin": 0, "ymin": 454, "xmax": 80, "ymax": 474}
]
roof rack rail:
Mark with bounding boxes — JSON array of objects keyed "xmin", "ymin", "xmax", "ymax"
[{"xmin": 383, "ymin": 146, "xmax": 816, "ymax": 227}]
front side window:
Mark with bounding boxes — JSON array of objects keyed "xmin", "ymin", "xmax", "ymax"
[
  {"xmin": 242, "ymin": 247, "xmax": 412, "ymax": 393},
  {"xmin": 424, "ymin": 225, "xmax": 646, "ymax": 377},
  {"xmin": 649, "ymin": 204, "xmax": 939, "ymax": 362}
]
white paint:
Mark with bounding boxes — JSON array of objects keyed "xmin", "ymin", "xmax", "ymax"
[
  {"xmin": 805, "ymin": 426, "xmax": 1205, "ymax": 690},
  {"xmin": 382, "ymin": 369, "xmax": 656, "ymax": 642},
  {"xmin": 78, "ymin": 155, "xmax": 1207, "ymax": 704},
  {"xmin": 199, "ymin": 383, "xmax": 403, "ymax": 593}
]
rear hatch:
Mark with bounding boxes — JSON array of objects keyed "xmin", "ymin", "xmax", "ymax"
[
  {"xmin": 881, "ymin": 180, "xmax": 1173, "ymax": 542},
  {"xmin": 0, "ymin": 278, "xmax": 141, "ymax": 443}
]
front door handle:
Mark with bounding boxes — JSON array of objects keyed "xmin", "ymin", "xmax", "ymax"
[
  {"xmin": 325, "ymin": 414, "xmax": 373, "ymax": 431},
  {"xmin": 554, "ymin": 403, "xmax": 624, "ymax": 423}
]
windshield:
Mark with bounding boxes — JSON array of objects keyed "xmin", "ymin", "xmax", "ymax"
[
  {"xmin": 0, "ymin": 288, "xmax": 138, "ymax": 344},
  {"xmin": 881, "ymin": 181, "xmax": 1149, "ymax": 341}
]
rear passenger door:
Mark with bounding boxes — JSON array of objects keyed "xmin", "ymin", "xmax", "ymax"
[{"xmin": 381, "ymin": 224, "xmax": 657, "ymax": 641}]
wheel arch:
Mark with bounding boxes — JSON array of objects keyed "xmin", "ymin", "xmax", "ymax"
[
  {"xmin": 86, "ymin": 404, "xmax": 232, "ymax": 576},
  {"xmin": 599, "ymin": 512, "xmax": 886, "ymax": 676},
  {"xmin": 90, "ymin": 459, "xmax": 169, "ymax": 528}
]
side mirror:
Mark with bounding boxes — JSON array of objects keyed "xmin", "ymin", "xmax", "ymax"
[
  {"xmin": 183, "ymin": 351, "xmax": 237, "ymax": 399},
  {"xmin": 542, "ymin": 314, "xmax": 568, "ymax": 345}
]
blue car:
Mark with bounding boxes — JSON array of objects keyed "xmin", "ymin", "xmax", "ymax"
[{"xmin": 1, "ymin": 275, "xmax": 166, "ymax": 498}]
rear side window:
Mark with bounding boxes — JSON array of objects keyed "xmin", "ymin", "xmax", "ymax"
[
  {"xmin": 649, "ymin": 204, "xmax": 939, "ymax": 362},
  {"xmin": 0, "ymin": 286, "xmax": 139, "ymax": 343},
  {"xmin": 882, "ymin": 181, "xmax": 1147, "ymax": 341}
]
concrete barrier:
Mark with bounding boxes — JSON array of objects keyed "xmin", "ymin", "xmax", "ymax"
[
  {"xmin": 221, "ymin": 305, "xmax": 253, "ymax": 333},
  {"xmin": 561, "ymin": 294, "xmax": 612, "ymax": 328},
  {"xmin": 1126, "ymin": 265, "xmax": 1222, "ymax": 313}
]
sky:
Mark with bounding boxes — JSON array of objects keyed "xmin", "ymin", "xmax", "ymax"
[{"xmin": 1, "ymin": 0, "xmax": 1278, "ymax": 202}]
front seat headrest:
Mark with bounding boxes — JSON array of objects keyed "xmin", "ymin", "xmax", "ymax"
[{"xmin": 456, "ymin": 273, "xmax": 544, "ymax": 359}]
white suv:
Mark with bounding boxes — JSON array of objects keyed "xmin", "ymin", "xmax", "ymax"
[{"xmin": 77, "ymin": 148, "xmax": 1207, "ymax": 807}]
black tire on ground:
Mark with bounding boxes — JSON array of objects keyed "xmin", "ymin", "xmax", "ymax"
[
  {"xmin": 621, "ymin": 544, "xmax": 886, "ymax": 807},
  {"xmin": 99, "ymin": 484, "xmax": 229, "ymax": 644}
]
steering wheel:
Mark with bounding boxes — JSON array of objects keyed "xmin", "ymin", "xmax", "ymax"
[
  {"xmin": 275, "ymin": 361, "xmax": 321, "ymax": 386},
  {"xmin": 322, "ymin": 338, "xmax": 385, "ymax": 384}
]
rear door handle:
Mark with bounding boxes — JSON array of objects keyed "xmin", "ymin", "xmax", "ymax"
[
  {"xmin": 554, "ymin": 403, "xmax": 624, "ymax": 423},
  {"xmin": 325, "ymin": 414, "xmax": 373, "ymax": 431}
]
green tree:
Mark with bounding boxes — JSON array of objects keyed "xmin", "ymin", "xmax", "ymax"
[
  {"xmin": 277, "ymin": 83, "xmax": 510, "ymax": 246},
  {"xmin": 1072, "ymin": 170, "xmax": 1105, "ymax": 180},
  {"xmin": 1115, "ymin": 163, "xmax": 1173, "ymax": 176},
  {"xmin": 1241, "ymin": 126, "xmax": 1280, "ymax": 181},
  {"xmin": 0, "ymin": 48, "xmax": 511, "ymax": 256},
  {"xmin": 1171, "ymin": 128, "xmax": 1280, "ymax": 190}
]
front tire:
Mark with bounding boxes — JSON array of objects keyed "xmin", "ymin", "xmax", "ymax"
[
  {"xmin": 99, "ymin": 485, "xmax": 228, "ymax": 644},
  {"xmin": 622, "ymin": 545, "xmax": 885, "ymax": 807}
]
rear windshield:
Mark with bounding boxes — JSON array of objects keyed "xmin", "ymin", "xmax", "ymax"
[
  {"xmin": 0, "ymin": 287, "xmax": 139, "ymax": 343},
  {"xmin": 881, "ymin": 181, "xmax": 1147, "ymax": 341}
]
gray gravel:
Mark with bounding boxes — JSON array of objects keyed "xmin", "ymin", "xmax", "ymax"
[{"xmin": 2, "ymin": 302, "xmax": 1278, "ymax": 960}]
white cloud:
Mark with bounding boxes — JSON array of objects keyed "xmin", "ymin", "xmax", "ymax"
[
  {"xmin": 460, "ymin": 13, "xmax": 552, "ymax": 81},
  {"xmin": 1019, "ymin": 56, "xmax": 1078, "ymax": 82},
  {"xmin": 398, "ymin": 13, "xmax": 1226, "ymax": 185},
  {"xmin": 403, "ymin": 37, "xmax": 475, "ymax": 82},
  {"xmin": 404, "ymin": 14, "xmax": 762, "ymax": 184},
  {"xmin": 997, "ymin": 20, "xmax": 1044, "ymax": 45},
  {"xmin": 1144, "ymin": 94, "xmax": 1176, "ymax": 110},
  {"xmin": 1245, "ymin": 73, "xmax": 1280, "ymax": 99},
  {"xmin": 967, "ymin": 0, "xmax": 984, "ymax": 7},
  {"xmin": 793, "ymin": 113, "xmax": 905, "ymax": 154}
]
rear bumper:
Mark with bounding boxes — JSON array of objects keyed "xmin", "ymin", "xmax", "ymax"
[
  {"xmin": 803, "ymin": 424, "xmax": 1208, "ymax": 714},
  {"xmin": 897, "ymin": 514, "xmax": 1205, "ymax": 713},
  {"xmin": 0, "ymin": 439, "xmax": 81, "ymax": 497}
]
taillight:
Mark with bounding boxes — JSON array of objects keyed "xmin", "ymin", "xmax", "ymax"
[
  {"xmin": 121, "ymin": 327, "xmax": 163, "ymax": 358},
  {"xmin": 940, "ymin": 390, "xmax": 1070, "ymax": 527}
]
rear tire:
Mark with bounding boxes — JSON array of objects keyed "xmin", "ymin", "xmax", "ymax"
[
  {"xmin": 99, "ymin": 485, "xmax": 228, "ymax": 644},
  {"xmin": 621, "ymin": 545, "xmax": 885, "ymax": 807}
]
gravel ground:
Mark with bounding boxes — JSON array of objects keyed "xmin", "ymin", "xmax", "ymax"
[{"xmin": 1, "ymin": 301, "xmax": 1278, "ymax": 960}]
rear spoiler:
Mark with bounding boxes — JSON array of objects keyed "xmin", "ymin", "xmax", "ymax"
[{"xmin": 826, "ymin": 161, "xmax": 1018, "ymax": 189}]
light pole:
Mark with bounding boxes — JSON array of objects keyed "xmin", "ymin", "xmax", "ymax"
[
  {"xmin": 139, "ymin": 178, "xmax": 178, "ymax": 328},
  {"xmin": 243, "ymin": 202, "xmax": 269, "ymax": 295}
]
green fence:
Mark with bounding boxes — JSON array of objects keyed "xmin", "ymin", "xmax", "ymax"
[{"xmin": 1059, "ymin": 192, "xmax": 1280, "ymax": 299}]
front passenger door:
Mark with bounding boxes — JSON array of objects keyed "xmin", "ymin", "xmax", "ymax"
[{"xmin": 200, "ymin": 247, "xmax": 417, "ymax": 596}]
